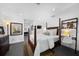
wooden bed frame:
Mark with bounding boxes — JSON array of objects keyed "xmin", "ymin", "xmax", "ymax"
[
  {"xmin": 28, "ymin": 18, "xmax": 78, "ymax": 55},
  {"xmin": 59, "ymin": 18, "xmax": 78, "ymax": 54},
  {"xmin": 28, "ymin": 26, "xmax": 36, "ymax": 53},
  {"xmin": 28, "ymin": 25, "xmax": 59, "ymax": 55}
]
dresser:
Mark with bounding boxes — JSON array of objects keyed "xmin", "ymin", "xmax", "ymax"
[{"xmin": 0, "ymin": 35, "xmax": 9, "ymax": 56}]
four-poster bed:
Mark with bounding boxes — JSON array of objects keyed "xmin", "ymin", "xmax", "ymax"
[
  {"xmin": 59, "ymin": 18, "xmax": 78, "ymax": 54},
  {"xmin": 28, "ymin": 25, "xmax": 59, "ymax": 56},
  {"xmin": 27, "ymin": 17, "xmax": 78, "ymax": 56}
]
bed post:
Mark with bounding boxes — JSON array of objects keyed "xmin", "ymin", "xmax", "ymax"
[
  {"xmin": 59, "ymin": 18, "xmax": 61, "ymax": 45},
  {"xmin": 28, "ymin": 28, "xmax": 30, "ymax": 44},
  {"xmin": 34, "ymin": 26, "xmax": 37, "ymax": 53},
  {"xmin": 75, "ymin": 18, "xmax": 78, "ymax": 54}
]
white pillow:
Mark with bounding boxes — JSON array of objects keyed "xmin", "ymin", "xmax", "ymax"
[
  {"xmin": 47, "ymin": 29, "xmax": 57, "ymax": 35},
  {"xmin": 43, "ymin": 30, "xmax": 50, "ymax": 35}
]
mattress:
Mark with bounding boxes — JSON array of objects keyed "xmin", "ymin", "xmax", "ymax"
[
  {"xmin": 30, "ymin": 34, "xmax": 59, "ymax": 44},
  {"xmin": 30, "ymin": 34, "xmax": 59, "ymax": 56}
]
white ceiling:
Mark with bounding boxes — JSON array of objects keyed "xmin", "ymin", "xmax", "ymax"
[
  {"xmin": 0, "ymin": 3, "xmax": 77, "ymax": 20},
  {"xmin": 0, "ymin": 3, "xmax": 78, "ymax": 31}
]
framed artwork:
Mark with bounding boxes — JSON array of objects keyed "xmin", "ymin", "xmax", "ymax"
[
  {"xmin": 10, "ymin": 23, "xmax": 23, "ymax": 36},
  {"xmin": 0, "ymin": 26, "xmax": 5, "ymax": 34}
]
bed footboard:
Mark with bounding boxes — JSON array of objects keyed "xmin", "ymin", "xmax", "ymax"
[{"xmin": 28, "ymin": 26, "xmax": 37, "ymax": 54}]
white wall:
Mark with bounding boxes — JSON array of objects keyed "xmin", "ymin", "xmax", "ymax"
[
  {"xmin": 0, "ymin": 13, "xmax": 24, "ymax": 44},
  {"xmin": 24, "ymin": 19, "xmax": 34, "ymax": 32},
  {"xmin": 9, "ymin": 19, "xmax": 24, "ymax": 44}
]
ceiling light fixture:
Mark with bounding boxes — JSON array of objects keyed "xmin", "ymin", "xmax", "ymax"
[
  {"xmin": 36, "ymin": 3, "xmax": 40, "ymax": 5},
  {"xmin": 52, "ymin": 8, "xmax": 55, "ymax": 12}
]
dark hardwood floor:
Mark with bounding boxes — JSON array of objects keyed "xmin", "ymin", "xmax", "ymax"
[
  {"xmin": 5, "ymin": 42, "xmax": 24, "ymax": 56},
  {"xmin": 5, "ymin": 35, "xmax": 79, "ymax": 56},
  {"xmin": 41, "ymin": 45, "xmax": 79, "ymax": 56}
]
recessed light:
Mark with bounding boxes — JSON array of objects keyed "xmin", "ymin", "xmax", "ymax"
[{"xmin": 52, "ymin": 8, "xmax": 55, "ymax": 11}]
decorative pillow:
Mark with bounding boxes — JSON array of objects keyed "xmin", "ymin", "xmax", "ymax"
[{"xmin": 43, "ymin": 30, "xmax": 50, "ymax": 35}]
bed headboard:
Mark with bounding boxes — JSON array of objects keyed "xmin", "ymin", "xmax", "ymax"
[{"xmin": 46, "ymin": 26, "xmax": 59, "ymax": 35}]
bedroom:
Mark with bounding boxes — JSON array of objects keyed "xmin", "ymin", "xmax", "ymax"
[{"xmin": 0, "ymin": 3, "xmax": 79, "ymax": 56}]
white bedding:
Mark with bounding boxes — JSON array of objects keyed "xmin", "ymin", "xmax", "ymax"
[{"xmin": 30, "ymin": 34, "xmax": 59, "ymax": 56}]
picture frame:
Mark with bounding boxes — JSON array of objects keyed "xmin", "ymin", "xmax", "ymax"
[{"xmin": 10, "ymin": 23, "xmax": 23, "ymax": 36}]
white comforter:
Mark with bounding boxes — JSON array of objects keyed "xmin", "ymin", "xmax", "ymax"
[{"xmin": 30, "ymin": 34, "xmax": 59, "ymax": 56}]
